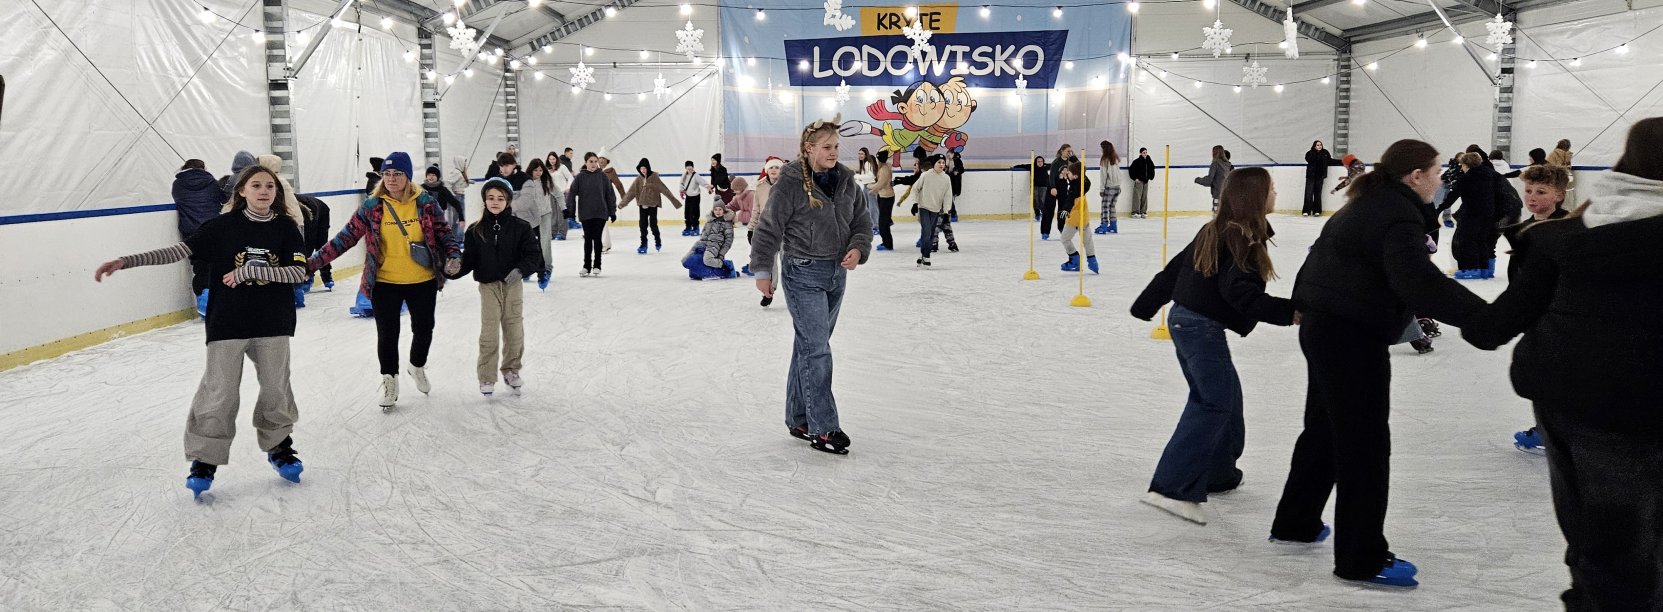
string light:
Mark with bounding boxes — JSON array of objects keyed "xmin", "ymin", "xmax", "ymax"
[
  {"xmin": 1203, "ymin": 0, "xmax": 1216, "ymax": 9},
  {"xmin": 680, "ymin": 3, "xmax": 692, "ymax": 16},
  {"xmin": 1233, "ymin": 85, "xmax": 1242, "ymax": 94},
  {"xmin": 197, "ymin": 7, "xmax": 214, "ymax": 23},
  {"xmin": 1063, "ymin": 61, "xmax": 1074, "ymax": 70},
  {"xmin": 1617, "ymin": 44, "xmax": 1630, "ymax": 55},
  {"xmin": 980, "ymin": 5, "xmax": 990, "ymax": 18},
  {"xmin": 604, "ymin": 7, "xmax": 616, "ymax": 18},
  {"xmin": 1352, "ymin": 0, "xmax": 1366, "ymax": 5},
  {"xmin": 1274, "ymin": 83, "xmax": 1285, "ymax": 93},
  {"xmin": 381, "ymin": 16, "xmax": 393, "ymax": 30},
  {"xmin": 1452, "ymin": 35, "xmax": 1465, "ymax": 45},
  {"xmin": 442, "ymin": 11, "xmax": 456, "ymax": 25},
  {"xmin": 905, "ymin": 6, "xmax": 918, "ymax": 17},
  {"xmin": 1570, "ymin": 57, "xmax": 1582, "ymax": 67},
  {"xmin": 1171, "ymin": 52, "xmax": 1180, "ymax": 60},
  {"xmin": 250, "ymin": 30, "xmax": 264, "ymax": 43},
  {"xmin": 464, "ymin": 68, "xmax": 475, "ymax": 78},
  {"xmin": 585, "ymin": 46, "xmax": 594, "ymax": 56},
  {"xmin": 1052, "ymin": 6, "xmax": 1063, "ymax": 18},
  {"xmin": 1128, "ymin": 2, "xmax": 1140, "ymax": 14},
  {"xmin": 1367, "ymin": 61, "xmax": 1379, "ymax": 71},
  {"xmin": 1321, "ymin": 76, "xmax": 1331, "ymax": 84},
  {"xmin": 640, "ymin": 50, "xmax": 649, "ymax": 59},
  {"xmin": 755, "ymin": 8, "xmax": 765, "ymax": 21},
  {"xmin": 1415, "ymin": 35, "xmax": 1428, "ymax": 49}
]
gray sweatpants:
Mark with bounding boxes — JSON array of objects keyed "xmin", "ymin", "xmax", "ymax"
[{"xmin": 185, "ymin": 337, "xmax": 298, "ymax": 465}]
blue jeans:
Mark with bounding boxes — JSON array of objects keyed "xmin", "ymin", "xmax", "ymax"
[
  {"xmin": 782, "ymin": 258, "xmax": 847, "ymax": 435},
  {"xmin": 866, "ymin": 191, "xmax": 880, "ymax": 229},
  {"xmin": 1149, "ymin": 304, "xmax": 1246, "ymax": 503},
  {"xmin": 917, "ymin": 209, "xmax": 939, "ymax": 259}
]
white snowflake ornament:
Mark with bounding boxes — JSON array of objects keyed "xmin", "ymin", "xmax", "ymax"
[
  {"xmin": 1283, "ymin": 9, "xmax": 1300, "ymax": 59},
  {"xmin": 1202, "ymin": 20, "xmax": 1234, "ymax": 58},
  {"xmin": 653, "ymin": 73, "xmax": 669, "ymax": 98},
  {"xmin": 823, "ymin": 0, "xmax": 856, "ymax": 32},
  {"xmin": 446, "ymin": 21, "xmax": 480, "ymax": 54},
  {"xmin": 675, "ymin": 20, "xmax": 705, "ymax": 60},
  {"xmin": 569, "ymin": 60, "xmax": 595, "ymax": 89},
  {"xmin": 903, "ymin": 19, "xmax": 934, "ymax": 63},
  {"xmin": 1014, "ymin": 75, "xmax": 1028, "ymax": 95},
  {"xmin": 1485, "ymin": 13, "xmax": 1514, "ymax": 46},
  {"xmin": 835, "ymin": 79, "xmax": 851, "ymax": 103},
  {"xmin": 1242, "ymin": 60, "xmax": 1268, "ymax": 88}
]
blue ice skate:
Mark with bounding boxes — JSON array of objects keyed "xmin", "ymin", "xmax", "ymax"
[
  {"xmin": 742, "ymin": 264, "xmax": 753, "ymax": 276},
  {"xmin": 323, "ymin": 280, "xmax": 334, "ymax": 291},
  {"xmin": 293, "ymin": 285, "xmax": 306, "ymax": 308},
  {"xmin": 537, "ymin": 273, "xmax": 550, "ymax": 292},
  {"xmin": 1041, "ymin": 233, "xmax": 1050, "ymax": 241},
  {"xmin": 185, "ymin": 461, "xmax": 216, "ymax": 500},
  {"xmin": 1455, "ymin": 269, "xmax": 1481, "ymax": 280},
  {"xmin": 267, "ymin": 436, "xmax": 303, "ymax": 484},
  {"xmin": 1108, "ymin": 219, "xmax": 1119, "ymax": 234},
  {"xmin": 1061, "ymin": 253, "xmax": 1080, "ymax": 272},
  {"xmin": 1087, "ymin": 256, "xmax": 1100, "ymax": 274},
  {"xmin": 1349, "ymin": 557, "xmax": 1419, "ymax": 588},
  {"xmin": 637, "ymin": 245, "xmax": 649, "ymax": 254},
  {"xmin": 1094, "ymin": 223, "xmax": 1111, "ymax": 234},
  {"xmin": 196, "ymin": 289, "xmax": 209, "ymax": 319},
  {"xmin": 1483, "ymin": 258, "xmax": 1497, "ymax": 279},
  {"xmin": 349, "ymin": 291, "xmax": 374, "ymax": 318},
  {"xmin": 1514, "ymin": 427, "xmax": 1545, "ymax": 452},
  {"xmin": 876, "ymin": 244, "xmax": 891, "ymax": 251},
  {"xmin": 1269, "ymin": 523, "xmax": 1331, "ymax": 544}
]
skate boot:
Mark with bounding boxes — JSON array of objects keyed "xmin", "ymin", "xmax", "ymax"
[
  {"xmin": 480, "ymin": 382, "xmax": 495, "ymax": 396},
  {"xmin": 1483, "ymin": 258, "xmax": 1497, "ymax": 279},
  {"xmin": 742, "ymin": 264, "xmax": 753, "ymax": 276},
  {"xmin": 580, "ymin": 268, "xmax": 592, "ymax": 278},
  {"xmin": 1094, "ymin": 223, "xmax": 1111, "ymax": 234},
  {"xmin": 323, "ymin": 280, "xmax": 335, "ymax": 291},
  {"xmin": 1140, "ymin": 491, "xmax": 1207, "ymax": 524},
  {"xmin": 788, "ymin": 425, "xmax": 813, "ymax": 441},
  {"xmin": 379, "ymin": 374, "xmax": 399, "ymax": 411},
  {"xmin": 185, "ymin": 460, "xmax": 216, "ymax": 499},
  {"xmin": 1086, "ymin": 255, "xmax": 1100, "ymax": 274},
  {"xmin": 637, "ymin": 244, "xmax": 649, "ymax": 254},
  {"xmin": 537, "ymin": 272, "xmax": 550, "ymax": 292},
  {"xmin": 1514, "ymin": 427, "xmax": 1545, "ymax": 453},
  {"xmin": 655, "ymin": 241, "xmax": 663, "ymax": 252},
  {"xmin": 196, "ymin": 289, "xmax": 209, "ymax": 319},
  {"xmin": 1108, "ymin": 218, "xmax": 1118, "ymax": 233},
  {"xmin": 1455, "ymin": 269, "xmax": 1480, "ymax": 280},
  {"xmin": 266, "ymin": 436, "xmax": 303, "ymax": 483},
  {"xmin": 1411, "ymin": 338, "xmax": 1434, "ymax": 354},
  {"xmin": 1418, "ymin": 317, "xmax": 1441, "ymax": 338},
  {"xmin": 810, "ymin": 431, "xmax": 851, "ymax": 455},
  {"xmin": 1061, "ymin": 253, "xmax": 1080, "ymax": 272},
  {"xmin": 1041, "ymin": 233, "xmax": 1050, "ymax": 241},
  {"xmin": 876, "ymin": 244, "xmax": 891, "ymax": 251},
  {"xmin": 916, "ymin": 257, "xmax": 931, "ymax": 268},
  {"xmin": 407, "ymin": 365, "xmax": 431, "ymax": 394},
  {"xmin": 503, "ymin": 370, "xmax": 524, "ymax": 394},
  {"xmin": 948, "ymin": 241, "xmax": 959, "ymax": 253},
  {"xmin": 760, "ymin": 295, "xmax": 773, "ymax": 307},
  {"xmin": 1268, "ymin": 523, "xmax": 1331, "ymax": 545},
  {"xmin": 1344, "ymin": 555, "xmax": 1419, "ymax": 588}
]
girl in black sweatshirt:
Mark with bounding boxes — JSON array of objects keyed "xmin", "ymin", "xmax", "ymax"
[
  {"xmin": 449, "ymin": 178, "xmax": 544, "ymax": 396},
  {"xmin": 1130, "ymin": 167, "xmax": 1297, "ymax": 525}
]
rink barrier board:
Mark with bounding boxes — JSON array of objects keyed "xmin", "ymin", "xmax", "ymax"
[
  {"xmin": 0, "ymin": 165, "xmax": 1617, "ymax": 226},
  {"xmin": 0, "ymin": 263, "xmax": 364, "ymax": 373}
]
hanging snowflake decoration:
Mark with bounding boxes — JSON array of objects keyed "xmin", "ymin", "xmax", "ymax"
[
  {"xmin": 1283, "ymin": 9, "xmax": 1300, "ymax": 59},
  {"xmin": 675, "ymin": 20, "xmax": 705, "ymax": 60},
  {"xmin": 446, "ymin": 21, "xmax": 480, "ymax": 54},
  {"xmin": 835, "ymin": 79, "xmax": 851, "ymax": 103},
  {"xmin": 653, "ymin": 73, "xmax": 669, "ymax": 98},
  {"xmin": 903, "ymin": 19, "xmax": 935, "ymax": 63},
  {"xmin": 1014, "ymin": 75, "xmax": 1028, "ymax": 95},
  {"xmin": 823, "ymin": 0, "xmax": 856, "ymax": 32},
  {"xmin": 1202, "ymin": 19, "xmax": 1234, "ymax": 58},
  {"xmin": 569, "ymin": 60, "xmax": 595, "ymax": 89},
  {"xmin": 1242, "ymin": 59, "xmax": 1268, "ymax": 88},
  {"xmin": 1485, "ymin": 13, "xmax": 1514, "ymax": 46}
]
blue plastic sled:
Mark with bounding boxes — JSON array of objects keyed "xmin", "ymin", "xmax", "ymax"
[{"xmin": 682, "ymin": 246, "xmax": 739, "ymax": 280}]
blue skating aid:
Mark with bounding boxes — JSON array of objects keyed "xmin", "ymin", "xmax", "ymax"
[
  {"xmin": 196, "ymin": 289, "xmax": 209, "ymax": 319},
  {"xmin": 348, "ymin": 290, "xmax": 374, "ymax": 318}
]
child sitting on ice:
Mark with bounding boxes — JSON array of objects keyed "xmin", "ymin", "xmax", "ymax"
[{"xmin": 682, "ymin": 198, "xmax": 739, "ymax": 280}]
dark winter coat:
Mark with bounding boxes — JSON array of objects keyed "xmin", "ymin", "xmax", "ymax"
[
  {"xmin": 1131, "ymin": 226, "xmax": 1296, "ymax": 336},
  {"xmin": 1026, "ymin": 161, "xmax": 1051, "ymax": 189},
  {"xmin": 1500, "ymin": 208, "xmax": 1569, "ymax": 279},
  {"xmin": 1055, "ymin": 174, "xmax": 1092, "ymax": 210},
  {"xmin": 1194, "ymin": 158, "xmax": 1234, "ymax": 201},
  {"xmin": 710, "ymin": 164, "xmax": 731, "ymax": 192},
  {"xmin": 1292, "ymin": 180, "xmax": 1484, "ymax": 342},
  {"xmin": 1129, "ymin": 156, "xmax": 1157, "ymax": 183},
  {"xmin": 948, "ymin": 163, "xmax": 964, "ymax": 197},
  {"xmin": 746, "ymin": 161, "xmax": 873, "ymax": 279},
  {"xmin": 1305, "ymin": 149, "xmax": 1335, "ymax": 179},
  {"xmin": 173, "ymin": 167, "xmax": 224, "ymax": 238},
  {"xmin": 1463, "ymin": 214, "xmax": 1663, "ymax": 432},
  {"xmin": 451, "ymin": 208, "xmax": 543, "ymax": 283},
  {"xmin": 296, "ymin": 194, "xmax": 330, "ymax": 252},
  {"xmin": 423, "ymin": 181, "xmax": 464, "ymax": 215},
  {"xmin": 566, "ymin": 168, "xmax": 619, "ymax": 221},
  {"xmin": 1440, "ymin": 162, "xmax": 1500, "ymax": 222}
]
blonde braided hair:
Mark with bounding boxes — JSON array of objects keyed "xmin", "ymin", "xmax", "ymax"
[{"xmin": 798, "ymin": 114, "xmax": 841, "ymax": 209}]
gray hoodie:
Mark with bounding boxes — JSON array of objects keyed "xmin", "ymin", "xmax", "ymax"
[
  {"xmin": 1581, "ymin": 171, "xmax": 1663, "ymax": 228},
  {"xmin": 748, "ymin": 160, "xmax": 873, "ymax": 279}
]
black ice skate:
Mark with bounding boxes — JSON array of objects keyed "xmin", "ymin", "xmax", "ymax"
[
  {"xmin": 788, "ymin": 425, "xmax": 813, "ymax": 441},
  {"xmin": 810, "ymin": 431, "xmax": 851, "ymax": 455},
  {"xmin": 1418, "ymin": 317, "xmax": 1441, "ymax": 338}
]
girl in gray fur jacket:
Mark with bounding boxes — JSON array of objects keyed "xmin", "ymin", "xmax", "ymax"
[{"xmin": 681, "ymin": 202, "xmax": 739, "ymax": 279}]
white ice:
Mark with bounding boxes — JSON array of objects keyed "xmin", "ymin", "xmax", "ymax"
[{"xmin": 0, "ymin": 216, "xmax": 1561, "ymax": 610}]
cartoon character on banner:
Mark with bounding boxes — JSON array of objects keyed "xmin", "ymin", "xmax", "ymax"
[{"xmin": 840, "ymin": 77, "xmax": 977, "ymax": 167}]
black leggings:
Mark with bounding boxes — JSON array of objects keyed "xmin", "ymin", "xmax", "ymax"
[
  {"xmin": 684, "ymin": 195, "xmax": 701, "ymax": 230},
  {"xmin": 1040, "ymin": 194, "xmax": 1059, "ymax": 235},
  {"xmin": 371, "ymin": 280, "xmax": 438, "ymax": 376},
  {"xmin": 581, "ymin": 218, "xmax": 606, "ymax": 269},
  {"xmin": 878, "ymin": 196, "xmax": 896, "ymax": 248},
  {"xmin": 639, "ymin": 207, "xmax": 661, "ymax": 245}
]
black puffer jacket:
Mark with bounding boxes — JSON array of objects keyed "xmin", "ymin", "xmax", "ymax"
[
  {"xmin": 1305, "ymin": 148, "xmax": 1335, "ymax": 179},
  {"xmin": 1439, "ymin": 162, "xmax": 1499, "ymax": 221},
  {"xmin": 450, "ymin": 208, "xmax": 543, "ymax": 283},
  {"xmin": 1131, "ymin": 226, "xmax": 1296, "ymax": 336},
  {"xmin": 1464, "ymin": 214, "xmax": 1663, "ymax": 431},
  {"xmin": 1292, "ymin": 180, "xmax": 1484, "ymax": 342},
  {"xmin": 566, "ymin": 168, "xmax": 618, "ymax": 221},
  {"xmin": 1129, "ymin": 156, "xmax": 1156, "ymax": 182},
  {"xmin": 173, "ymin": 167, "xmax": 223, "ymax": 238}
]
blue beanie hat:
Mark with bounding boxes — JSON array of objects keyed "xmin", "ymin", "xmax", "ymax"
[{"xmin": 381, "ymin": 152, "xmax": 414, "ymax": 178}]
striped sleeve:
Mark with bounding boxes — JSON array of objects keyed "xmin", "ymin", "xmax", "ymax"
[
  {"xmin": 232, "ymin": 265, "xmax": 309, "ymax": 284},
  {"xmin": 119, "ymin": 243, "xmax": 192, "ymax": 269}
]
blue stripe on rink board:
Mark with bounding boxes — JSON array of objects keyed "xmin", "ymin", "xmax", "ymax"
[{"xmin": 0, "ymin": 163, "xmax": 1621, "ymax": 226}]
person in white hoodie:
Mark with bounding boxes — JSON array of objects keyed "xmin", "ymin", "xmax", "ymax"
[
  {"xmin": 1460, "ymin": 117, "xmax": 1663, "ymax": 611},
  {"xmin": 911, "ymin": 155, "xmax": 954, "ymax": 268}
]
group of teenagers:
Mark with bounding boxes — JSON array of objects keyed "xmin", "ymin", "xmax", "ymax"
[{"xmin": 1128, "ymin": 119, "xmax": 1663, "ymax": 608}]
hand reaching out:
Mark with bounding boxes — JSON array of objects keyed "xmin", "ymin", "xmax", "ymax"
[{"xmin": 93, "ymin": 259, "xmax": 125, "ymax": 282}]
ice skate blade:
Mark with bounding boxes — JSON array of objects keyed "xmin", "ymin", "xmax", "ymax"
[
  {"xmin": 1336, "ymin": 574, "xmax": 1419, "ymax": 589},
  {"xmin": 809, "ymin": 442, "xmax": 850, "ymax": 455},
  {"xmin": 1514, "ymin": 444, "xmax": 1545, "ymax": 455},
  {"xmin": 1141, "ymin": 491, "xmax": 1207, "ymax": 524}
]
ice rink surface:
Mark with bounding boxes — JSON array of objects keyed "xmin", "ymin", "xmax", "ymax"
[{"xmin": 1, "ymin": 215, "xmax": 1561, "ymax": 610}]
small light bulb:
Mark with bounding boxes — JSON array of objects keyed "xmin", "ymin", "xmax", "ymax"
[
  {"xmin": 905, "ymin": 6, "xmax": 917, "ymax": 17},
  {"xmin": 604, "ymin": 7, "xmax": 616, "ymax": 18},
  {"xmin": 1453, "ymin": 35, "xmax": 1465, "ymax": 45},
  {"xmin": 495, "ymin": 48, "xmax": 504, "ymax": 56},
  {"xmin": 1063, "ymin": 61, "xmax": 1075, "ymax": 70},
  {"xmin": 798, "ymin": 59, "xmax": 809, "ymax": 71},
  {"xmin": 1203, "ymin": 0, "xmax": 1216, "ymax": 9},
  {"xmin": 1233, "ymin": 85, "xmax": 1242, "ymax": 94},
  {"xmin": 1617, "ymin": 44, "xmax": 1630, "ymax": 55},
  {"xmin": 1193, "ymin": 81, "xmax": 1204, "ymax": 89},
  {"xmin": 1415, "ymin": 36, "xmax": 1428, "ymax": 48},
  {"xmin": 464, "ymin": 68, "xmax": 474, "ymax": 77},
  {"xmin": 251, "ymin": 30, "xmax": 264, "ymax": 43},
  {"xmin": 756, "ymin": 9, "xmax": 765, "ymax": 21},
  {"xmin": 443, "ymin": 12, "xmax": 456, "ymax": 25},
  {"xmin": 405, "ymin": 50, "xmax": 417, "ymax": 63},
  {"xmin": 1171, "ymin": 52, "xmax": 1180, "ymax": 60},
  {"xmin": 381, "ymin": 17, "xmax": 393, "ymax": 30},
  {"xmin": 425, "ymin": 70, "xmax": 436, "ymax": 81},
  {"xmin": 198, "ymin": 8, "xmax": 214, "ymax": 23},
  {"xmin": 296, "ymin": 30, "xmax": 311, "ymax": 44},
  {"xmin": 528, "ymin": 0, "xmax": 541, "ymax": 6},
  {"xmin": 509, "ymin": 59, "xmax": 521, "ymax": 70},
  {"xmin": 331, "ymin": 17, "xmax": 346, "ymax": 28},
  {"xmin": 571, "ymin": 86, "xmax": 581, "ymax": 94},
  {"xmin": 534, "ymin": 71, "xmax": 544, "ymax": 80},
  {"xmin": 444, "ymin": 75, "xmax": 456, "ymax": 85},
  {"xmin": 603, "ymin": 93, "xmax": 612, "ymax": 100},
  {"xmin": 1159, "ymin": 70, "xmax": 1169, "ymax": 79},
  {"xmin": 1279, "ymin": 41, "xmax": 1288, "ymax": 49},
  {"xmin": 1571, "ymin": 57, "xmax": 1582, "ymax": 67},
  {"xmin": 638, "ymin": 92, "xmax": 646, "ymax": 100},
  {"xmin": 1053, "ymin": 6, "xmax": 1063, "ymax": 18},
  {"xmin": 680, "ymin": 3, "xmax": 692, "ymax": 16},
  {"xmin": 1486, "ymin": 52, "xmax": 1498, "ymax": 62},
  {"xmin": 585, "ymin": 46, "xmax": 594, "ymax": 56},
  {"xmin": 692, "ymin": 56, "xmax": 702, "ymax": 65},
  {"xmin": 454, "ymin": 0, "xmax": 466, "ymax": 7},
  {"xmin": 1321, "ymin": 76, "xmax": 1331, "ymax": 84},
  {"xmin": 1117, "ymin": 52, "xmax": 1131, "ymax": 64},
  {"xmin": 1367, "ymin": 61, "xmax": 1379, "ymax": 71},
  {"xmin": 1274, "ymin": 84, "xmax": 1285, "ymax": 93},
  {"xmin": 778, "ymin": 90, "xmax": 793, "ymax": 104},
  {"xmin": 747, "ymin": 57, "xmax": 756, "ymax": 66},
  {"xmin": 1351, "ymin": 0, "xmax": 1366, "ymax": 5},
  {"xmin": 1527, "ymin": 60, "xmax": 1538, "ymax": 69},
  {"xmin": 639, "ymin": 50, "xmax": 649, "ymax": 60},
  {"xmin": 1128, "ymin": 2, "xmax": 1140, "ymax": 14},
  {"xmin": 980, "ymin": 5, "xmax": 990, "ymax": 18},
  {"xmin": 526, "ymin": 57, "xmax": 536, "ymax": 65}
]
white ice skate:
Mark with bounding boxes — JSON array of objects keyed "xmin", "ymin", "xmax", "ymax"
[
  {"xmin": 480, "ymin": 382, "xmax": 494, "ymax": 396},
  {"xmin": 503, "ymin": 371, "xmax": 524, "ymax": 395},
  {"xmin": 1141, "ymin": 491, "xmax": 1208, "ymax": 525},
  {"xmin": 407, "ymin": 365, "xmax": 431, "ymax": 394},
  {"xmin": 379, "ymin": 374, "xmax": 399, "ymax": 411}
]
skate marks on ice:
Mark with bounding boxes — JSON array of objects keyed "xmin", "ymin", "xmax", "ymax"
[{"xmin": 0, "ymin": 219, "xmax": 1560, "ymax": 609}]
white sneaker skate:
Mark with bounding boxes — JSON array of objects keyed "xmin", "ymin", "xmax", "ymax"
[
  {"xmin": 407, "ymin": 365, "xmax": 431, "ymax": 394},
  {"xmin": 1141, "ymin": 491, "xmax": 1208, "ymax": 525},
  {"xmin": 379, "ymin": 374, "xmax": 399, "ymax": 411},
  {"xmin": 503, "ymin": 371, "xmax": 523, "ymax": 394},
  {"xmin": 479, "ymin": 382, "xmax": 494, "ymax": 396}
]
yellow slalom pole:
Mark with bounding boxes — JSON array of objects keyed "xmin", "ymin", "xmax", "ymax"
[
  {"xmin": 1070, "ymin": 167, "xmax": 1092, "ymax": 308},
  {"xmin": 1024, "ymin": 149, "xmax": 1040, "ymax": 281},
  {"xmin": 1151, "ymin": 145, "xmax": 1172, "ymax": 339}
]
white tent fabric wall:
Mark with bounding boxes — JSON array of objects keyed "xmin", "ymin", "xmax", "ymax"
[
  {"xmin": 436, "ymin": 47, "xmax": 506, "ymax": 183},
  {"xmin": 1512, "ymin": 3, "xmax": 1663, "ymax": 166},
  {"xmin": 1131, "ymin": 57, "xmax": 1337, "ymax": 165},
  {"xmin": 0, "ymin": 0, "xmax": 267, "ymax": 357},
  {"xmin": 288, "ymin": 10, "xmax": 424, "ymax": 195},
  {"xmin": 516, "ymin": 66, "xmax": 723, "ymax": 223},
  {"xmin": 1345, "ymin": 21, "xmax": 1498, "ymax": 161}
]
